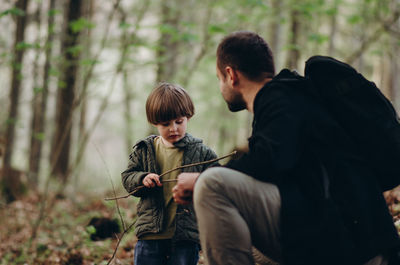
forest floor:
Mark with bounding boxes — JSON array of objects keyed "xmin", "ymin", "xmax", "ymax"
[
  {"xmin": 0, "ymin": 187, "xmax": 400, "ymax": 265},
  {"xmin": 0, "ymin": 190, "xmax": 138, "ymax": 265}
]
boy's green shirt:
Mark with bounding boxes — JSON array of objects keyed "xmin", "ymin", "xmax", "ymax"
[{"xmin": 141, "ymin": 136, "xmax": 182, "ymax": 240}]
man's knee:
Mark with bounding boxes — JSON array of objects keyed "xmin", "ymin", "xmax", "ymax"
[{"xmin": 194, "ymin": 167, "xmax": 225, "ymax": 206}]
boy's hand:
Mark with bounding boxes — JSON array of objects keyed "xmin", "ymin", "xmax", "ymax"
[
  {"xmin": 143, "ymin": 173, "xmax": 162, "ymax": 188},
  {"xmin": 172, "ymin": 173, "xmax": 200, "ymax": 204}
]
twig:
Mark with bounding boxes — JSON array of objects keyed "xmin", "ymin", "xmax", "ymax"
[
  {"xmin": 107, "ymin": 220, "xmax": 136, "ymax": 265},
  {"xmin": 94, "ymin": 142, "xmax": 126, "ymax": 231},
  {"xmin": 104, "ymin": 151, "xmax": 236, "ymax": 201}
]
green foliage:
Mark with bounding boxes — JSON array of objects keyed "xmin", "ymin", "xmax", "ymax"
[
  {"xmin": 5, "ymin": 117, "xmax": 17, "ymax": 125},
  {"xmin": 181, "ymin": 32, "xmax": 199, "ymax": 42},
  {"xmin": 47, "ymin": 8, "xmax": 61, "ymax": 17},
  {"xmin": 119, "ymin": 22, "xmax": 131, "ymax": 30},
  {"xmin": 0, "ymin": 8, "xmax": 25, "ymax": 17},
  {"xmin": 33, "ymin": 132, "xmax": 45, "ymax": 141},
  {"xmin": 36, "ymin": 244, "xmax": 49, "ymax": 256},
  {"xmin": 58, "ymin": 80, "xmax": 67, "ymax": 89},
  {"xmin": 159, "ymin": 24, "xmax": 180, "ymax": 40},
  {"xmin": 16, "ymin": 41, "xmax": 40, "ymax": 50},
  {"xmin": 325, "ymin": 6, "xmax": 338, "ymax": 16},
  {"xmin": 244, "ymin": 0, "xmax": 265, "ymax": 5},
  {"xmin": 69, "ymin": 18, "xmax": 95, "ymax": 34},
  {"xmin": 48, "ymin": 23, "xmax": 56, "ymax": 34},
  {"xmin": 49, "ymin": 67, "xmax": 60, "ymax": 77},
  {"xmin": 308, "ymin": 33, "xmax": 329, "ymax": 44},
  {"xmin": 12, "ymin": 62, "xmax": 22, "ymax": 71},
  {"xmin": 283, "ymin": 43, "xmax": 301, "ymax": 52},
  {"xmin": 66, "ymin": 45, "xmax": 83, "ymax": 57},
  {"xmin": 86, "ymin": 225, "xmax": 96, "ymax": 235},
  {"xmin": 0, "ymin": 51, "xmax": 8, "ymax": 59},
  {"xmin": 347, "ymin": 14, "xmax": 362, "ymax": 24},
  {"xmin": 33, "ymin": 86, "xmax": 44, "ymax": 94},
  {"xmin": 208, "ymin": 24, "xmax": 226, "ymax": 34},
  {"xmin": 80, "ymin": 58, "xmax": 99, "ymax": 67},
  {"xmin": 370, "ymin": 49, "xmax": 384, "ymax": 57}
]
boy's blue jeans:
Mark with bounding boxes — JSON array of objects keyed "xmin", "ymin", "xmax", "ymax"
[{"xmin": 134, "ymin": 239, "xmax": 199, "ymax": 265}]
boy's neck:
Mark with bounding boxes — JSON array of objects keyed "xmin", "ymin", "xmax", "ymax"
[{"xmin": 160, "ymin": 136, "xmax": 175, "ymax": 147}]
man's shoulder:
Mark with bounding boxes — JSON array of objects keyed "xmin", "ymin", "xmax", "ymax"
[
  {"xmin": 254, "ymin": 70, "xmax": 313, "ymax": 119},
  {"xmin": 268, "ymin": 69, "xmax": 305, "ymax": 90},
  {"xmin": 256, "ymin": 71, "xmax": 302, "ymax": 103}
]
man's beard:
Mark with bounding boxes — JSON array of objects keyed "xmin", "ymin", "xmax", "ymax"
[{"xmin": 226, "ymin": 92, "xmax": 246, "ymax": 112}]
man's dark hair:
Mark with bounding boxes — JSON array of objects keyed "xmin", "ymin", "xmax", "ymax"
[{"xmin": 217, "ymin": 31, "xmax": 275, "ymax": 81}]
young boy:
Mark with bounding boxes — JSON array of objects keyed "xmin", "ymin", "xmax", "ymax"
[{"xmin": 121, "ymin": 82, "xmax": 218, "ymax": 265}]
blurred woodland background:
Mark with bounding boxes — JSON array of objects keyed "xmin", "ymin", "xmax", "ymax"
[{"xmin": 1, "ymin": 0, "xmax": 400, "ymax": 264}]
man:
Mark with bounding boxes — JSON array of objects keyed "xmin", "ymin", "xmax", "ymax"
[{"xmin": 172, "ymin": 31, "xmax": 400, "ymax": 265}]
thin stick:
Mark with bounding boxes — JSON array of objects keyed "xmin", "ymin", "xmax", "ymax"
[
  {"xmin": 94, "ymin": 142, "xmax": 126, "ymax": 231},
  {"xmin": 104, "ymin": 151, "xmax": 236, "ymax": 201},
  {"xmin": 106, "ymin": 221, "xmax": 136, "ymax": 265}
]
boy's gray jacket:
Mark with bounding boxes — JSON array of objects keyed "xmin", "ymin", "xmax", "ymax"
[{"xmin": 121, "ymin": 133, "xmax": 218, "ymax": 242}]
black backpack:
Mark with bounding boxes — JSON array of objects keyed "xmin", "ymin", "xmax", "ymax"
[{"xmin": 304, "ymin": 55, "xmax": 400, "ymax": 191}]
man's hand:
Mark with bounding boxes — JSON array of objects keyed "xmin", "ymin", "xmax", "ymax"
[
  {"xmin": 143, "ymin": 173, "xmax": 162, "ymax": 188},
  {"xmin": 172, "ymin": 172, "xmax": 200, "ymax": 204}
]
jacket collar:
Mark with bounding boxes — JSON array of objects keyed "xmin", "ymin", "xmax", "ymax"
[{"xmin": 134, "ymin": 133, "xmax": 202, "ymax": 149}]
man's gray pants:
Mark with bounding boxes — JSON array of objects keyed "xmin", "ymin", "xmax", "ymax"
[
  {"xmin": 193, "ymin": 167, "xmax": 282, "ymax": 265},
  {"xmin": 193, "ymin": 167, "xmax": 387, "ymax": 265}
]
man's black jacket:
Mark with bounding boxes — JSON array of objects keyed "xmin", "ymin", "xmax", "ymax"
[{"xmin": 225, "ymin": 69, "xmax": 400, "ymax": 265}]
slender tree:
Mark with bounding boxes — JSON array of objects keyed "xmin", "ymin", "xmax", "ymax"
[
  {"xmin": 285, "ymin": 8, "xmax": 301, "ymax": 69},
  {"xmin": 179, "ymin": 0, "xmax": 213, "ymax": 87},
  {"xmin": 28, "ymin": 0, "xmax": 56, "ymax": 187},
  {"xmin": 78, "ymin": 0, "xmax": 94, "ymax": 145},
  {"xmin": 50, "ymin": 0, "xmax": 83, "ymax": 182},
  {"xmin": 118, "ymin": 1, "xmax": 151, "ymax": 154},
  {"xmin": 1, "ymin": 0, "xmax": 30, "ymax": 202},
  {"xmin": 327, "ymin": 0, "xmax": 340, "ymax": 56},
  {"xmin": 156, "ymin": 0, "xmax": 183, "ymax": 82},
  {"xmin": 268, "ymin": 0, "xmax": 283, "ymax": 68}
]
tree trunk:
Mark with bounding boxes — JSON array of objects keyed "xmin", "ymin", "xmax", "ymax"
[
  {"xmin": 123, "ymin": 69, "xmax": 134, "ymax": 154},
  {"xmin": 285, "ymin": 9, "xmax": 300, "ymax": 70},
  {"xmin": 268, "ymin": 0, "xmax": 283, "ymax": 68},
  {"xmin": 50, "ymin": 0, "xmax": 82, "ymax": 182},
  {"xmin": 29, "ymin": 0, "xmax": 56, "ymax": 187},
  {"xmin": 179, "ymin": 0, "xmax": 213, "ymax": 87},
  {"xmin": 78, "ymin": 0, "xmax": 93, "ymax": 144},
  {"xmin": 391, "ymin": 37, "xmax": 400, "ymax": 111},
  {"xmin": 328, "ymin": 0, "xmax": 339, "ymax": 56},
  {"xmin": 1, "ymin": 0, "xmax": 30, "ymax": 202},
  {"xmin": 156, "ymin": 0, "xmax": 182, "ymax": 82},
  {"xmin": 381, "ymin": 54, "xmax": 392, "ymax": 100},
  {"xmin": 146, "ymin": 0, "xmax": 183, "ymax": 135}
]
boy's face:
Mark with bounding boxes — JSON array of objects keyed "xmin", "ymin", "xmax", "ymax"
[{"xmin": 155, "ymin": 116, "xmax": 188, "ymax": 147}]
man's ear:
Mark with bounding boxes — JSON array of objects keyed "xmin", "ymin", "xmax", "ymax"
[{"xmin": 225, "ymin": 66, "xmax": 238, "ymax": 86}]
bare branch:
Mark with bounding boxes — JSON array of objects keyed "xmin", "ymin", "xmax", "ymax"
[
  {"xmin": 180, "ymin": 0, "xmax": 213, "ymax": 87},
  {"xmin": 94, "ymin": 143, "xmax": 126, "ymax": 231},
  {"xmin": 104, "ymin": 151, "xmax": 237, "ymax": 201},
  {"xmin": 107, "ymin": 220, "xmax": 136, "ymax": 265},
  {"xmin": 345, "ymin": 10, "xmax": 400, "ymax": 64}
]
